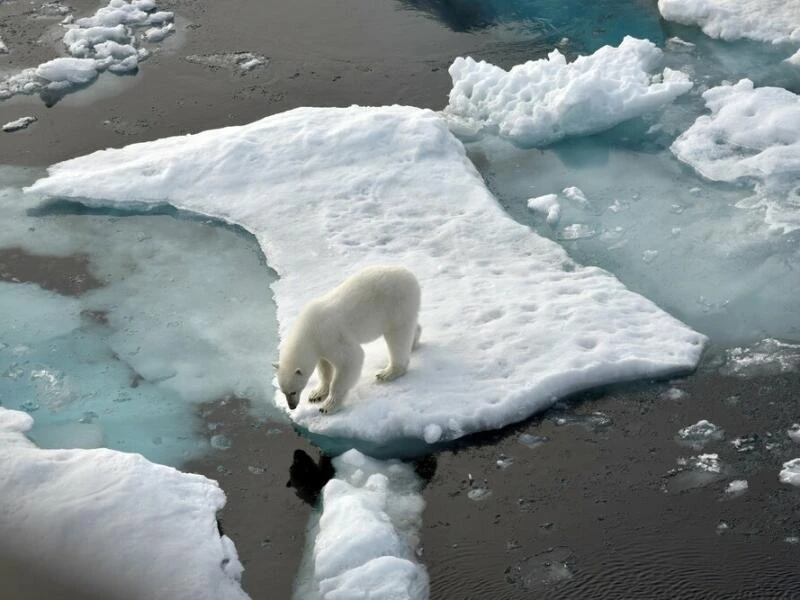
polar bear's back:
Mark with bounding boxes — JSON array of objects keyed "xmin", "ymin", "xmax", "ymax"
[{"xmin": 317, "ymin": 265, "xmax": 420, "ymax": 344}]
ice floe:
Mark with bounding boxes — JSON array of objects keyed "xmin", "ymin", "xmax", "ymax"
[
  {"xmin": 789, "ymin": 424, "xmax": 800, "ymax": 444},
  {"xmin": 779, "ymin": 458, "xmax": 800, "ymax": 487},
  {"xmin": 724, "ymin": 479, "xmax": 748, "ymax": 495},
  {"xmin": 27, "ymin": 105, "xmax": 706, "ymax": 448},
  {"xmin": 443, "ymin": 36, "xmax": 692, "ymax": 146},
  {"xmin": 0, "ymin": 0, "xmax": 174, "ymax": 102},
  {"xmin": 293, "ymin": 449, "xmax": 428, "ymax": 600},
  {"xmin": 2, "ymin": 116, "xmax": 37, "ymax": 132},
  {"xmin": 671, "ymin": 79, "xmax": 800, "ymax": 233},
  {"xmin": 0, "ymin": 407, "xmax": 249, "ymax": 600},
  {"xmin": 658, "ymin": 0, "xmax": 800, "ymax": 47},
  {"xmin": 676, "ymin": 419, "xmax": 725, "ymax": 449}
]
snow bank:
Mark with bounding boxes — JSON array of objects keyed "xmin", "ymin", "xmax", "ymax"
[
  {"xmin": 0, "ymin": 0, "xmax": 173, "ymax": 101},
  {"xmin": 443, "ymin": 36, "xmax": 692, "ymax": 146},
  {"xmin": 0, "ymin": 407, "xmax": 249, "ymax": 600},
  {"xmin": 671, "ymin": 79, "xmax": 800, "ymax": 233},
  {"xmin": 293, "ymin": 450, "xmax": 427, "ymax": 599},
  {"xmin": 658, "ymin": 0, "xmax": 800, "ymax": 46},
  {"xmin": 28, "ymin": 105, "xmax": 706, "ymax": 447}
]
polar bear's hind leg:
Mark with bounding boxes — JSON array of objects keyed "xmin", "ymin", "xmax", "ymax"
[{"xmin": 376, "ymin": 321, "xmax": 420, "ymax": 382}]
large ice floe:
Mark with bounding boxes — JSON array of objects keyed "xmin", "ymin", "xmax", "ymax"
[
  {"xmin": 293, "ymin": 450, "xmax": 428, "ymax": 599},
  {"xmin": 0, "ymin": 407, "xmax": 249, "ymax": 600},
  {"xmin": 27, "ymin": 105, "xmax": 706, "ymax": 448},
  {"xmin": 671, "ymin": 79, "xmax": 800, "ymax": 234},
  {"xmin": 0, "ymin": 0, "xmax": 174, "ymax": 103},
  {"xmin": 443, "ymin": 36, "xmax": 692, "ymax": 146}
]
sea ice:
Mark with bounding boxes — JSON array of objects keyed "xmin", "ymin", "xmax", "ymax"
[
  {"xmin": 0, "ymin": 0, "xmax": 174, "ymax": 102},
  {"xmin": 527, "ymin": 193, "xmax": 561, "ymax": 225},
  {"xmin": 779, "ymin": 458, "xmax": 800, "ymax": 487},
  {"xmin": 789, "ymin": 424, "xmax": 800, "ymax": 444},
  {"xmin": 676, "ymin": 419, "xmax": 725, "ymax": 448},
  {"xmin": 293, "ymin": 449, "xmax": 428, "ymax": 600},
  {"xmin": 27, "ymin": 106, "xmax": 706, "ymax": 449},
  {"xmin": 444, "ymin": 36, "xmax": 692, "ymax": 146},
  {"xmin": 671, "ymin": 79, "xmax": 800, "ymax": 234},
  {"xmin": 658, "ymin": 0, "xmax": 800, "ymax": 47},
  {"xmin": 724, "ymin": 479, "xmax": 748, "ymax": 495},
  {"xmin": 2, "ymin": 116, "xmax": 38, "ymax": 132},
  {"xmin": 0, "ymin": 408, "xmax": 249, "ymax": 600}
]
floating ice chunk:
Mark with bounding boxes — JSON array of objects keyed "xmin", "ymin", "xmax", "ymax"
[
  {"xmin": 661, "ymin": 387, "xmax": 687, "ymax": 400},
  {"xmin": 2, "ymin": 116, "xmax": 37, "ymax": 132},
  {"xmin": 671, "ymin": 79, "xmax": 800, "ymax": 233},
  {"xmin": 186, "ymin": 52, "xmax": 269, "ymax": 72},
  {"xmin": 724, "ymin": 479, "xmax": 748, "ymax": 495},
  {"xmin": 676, "ymin": 419, "xmax": 725, "ymax": 448},
  {"xmin": 789, "ymin": 424, "xmax": 800, "ymax": 443},
  {"xmin": 667, "ymin": 452, "xmax": 724, "ymax": 492},
  {"xmin": 142, "ymin": 22, "xmax": 175, "ymax": 42},
  {"xmin": 779, "ymin": 458, "xmax": 800, "ymax": 487},
  {"xmin": 527, "ymin": 193, "xmax": 561, "ymax": 225},
  {"xmin": 36, "ymin": 57, "xmax": 99, "ymax": 87},
  {"xmin": 0, "ymin": 408, "xmax": 249, "ymax": 600},
  {"xmin": 518, "ymin": 433, "xmax": 549, "ymax": 449},
  {"xmin": 0, "ymin": 36, "xmax": 7, "ymax": 54},
  {"xmin": 719, "ymin": 338, "xmax": 800, "ymax": 376},
  {"xmin": 658, "ymin": 0, "xmax": 800, "ymax": 45},
  {"xmin": 294, "ymin": 449, "xmax": 428, "ymax": 600},
  {"xmin": 27, "ymin": 106, "xmax": 706, "ymax": 448},
  {"xmin": 444, "ymin": 36, "xmax": 692, "ymax": 146}
]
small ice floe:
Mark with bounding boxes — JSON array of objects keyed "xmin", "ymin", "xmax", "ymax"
[
  {"xmin": 558, "ymin": 223, "xmax": 597, "ymax": 241},
  {"xmin": 496, "ymin": 454, "xmax": 514, "ymax": 469},
  {"xmin": 3, "ymin": 116, "xmax": 38, "ymax": 132},
  {"xmin": 519, "ymin": 433, "xmax": 549, "ymax": 449},
  {"xmin": 665, "ymin": 36, "xmax": 695, "ymax": 52},
  {"xmin": 642, "ymin": 250, "xmax": 659, "ymax": 264},
  {"xmin": 186, "ymin": 52, "xmax": 269, "ymax": 73},
  {"xmin": 719, "ymin": 339, "xmax": 800, "ymax": 376},
  {"xmin": 562, "ymin": 186, "xmax": 592, "ymax": 210},
  {"xmin": 723, "ymin": 479, "xmax": 748, "ymax": 497},
  {"xmin": 210, "ymin": 433, "xmax": 232, "ymax": 450},
  {"xmin": 527, "ymin": 194, "xmax": 560, "ymax": 225},
  {"xmin": 0, "ymin": 36, "xmax": 8, "ymax": 54},
  {"xmin": 731, "ymin": 435, "xmax": 758, "ymax": 453},
  {"xmin": 785, "ymin": 536, "xmax": 800, "ymax": 545},
  {"xmin": 676, "ymin": 419, "xmax": 725, "ymax": 449},
  {"xmin": 549, "ymin": 411, "xmax": 612, "ymax": 432},
  {"xmin": 716, "ymin": 521, "xmax": 730, "ymax": 534},
  {"xmin": 779, "ymin": 458, "xmax": 800, "ymax": 487},
  {"xmin": 788, "ymin": 424, "xmax": 800, "ymax": 444},
  {"xmin": 505, "ymin": 546, "xmax": 574, "ymax": 591},
  {"xmin": 666, "ymin": 453, "xmax": 724, "ymax": 493},
  {"xmin": 661, "ymin": 386, "xmax": 687, "ymax": 401},
  {"xmin": 467, "ymin": 485, "xmax": 493, "ymax": 501}
]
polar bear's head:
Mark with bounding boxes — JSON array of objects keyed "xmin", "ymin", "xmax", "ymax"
[{"xmin": 276, "ymin": 363, "xmax": 312, "ymax": 410}]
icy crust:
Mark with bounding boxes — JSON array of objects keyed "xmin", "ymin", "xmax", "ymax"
[
  {"xmin": 671, "ymin": 79, "xmax": 800, "ymax": 233},
  {"xmin": 657, "ymin": 0, "xmax": 800, "ymax": 46},
  {"xmin": 0, "ymin": 0, "xmax": 174, "ymax": 101},
  {"xmin": 293, "ymin": 450, "xmax": 428, "ymax": 600},
  {"xmin": 0, "ymin": 408, "xmax": 249, "ymax": 600},
  {"xmin": 28, "ymin": 105, "xmax": 706, "ymax": 446},
  {"xmin": 443, "ymin": 36, "xmax": 692, "ymax": 146}
]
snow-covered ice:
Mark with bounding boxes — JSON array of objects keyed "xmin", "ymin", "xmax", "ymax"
[
  {"xmin": 0, "ymin": 0, "xmax": 174, "ymax": 102},
  {"xmin": 0, "ymin": 408, "xmax": 249, "ymax": 600},
  {"xmin": 293, "ymin": 449, "xmax": 428, "ymax": 600},
  {"xmin": 27, "ymin": 106, "xmax": 706, "ymax": 448},
  {"xmin": 724, "ymin": 479, "xmax": 748, "ymax": 495},
  {"xmin": 671, "ymin": 79, "xmax": 800, "ymax": 234},
  {"xmin": 658, "ymin": 0, "xmax": 800, "ymax": 47},
  {"xmin": 444, "ymin": 36, "xmax": 692, "ymax": 146},
  {"xmin": 779, "ymin": 458, "xmax": 800, "ymax": 487}
]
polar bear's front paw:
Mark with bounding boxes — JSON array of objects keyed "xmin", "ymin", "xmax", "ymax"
[
  {"xmin": 308, "ymin": 388, "xmax": 328, "ymax": 403},
  {"xmin": 376, "ymin": 365, "xmax": 406, "ymax": 382},
  {"xmin": 319, "ymin": 397, "xmax": 338, "ymax": 414}
]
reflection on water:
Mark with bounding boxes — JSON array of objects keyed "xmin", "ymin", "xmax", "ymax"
[{"xmin": 399, "ymin": 0, "xmax": 664, "ymax": 52}]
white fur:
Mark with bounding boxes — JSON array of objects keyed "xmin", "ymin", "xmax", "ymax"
[{"xmin": 277, "ymin": 265, "xmax": 421, "ymax": 413}]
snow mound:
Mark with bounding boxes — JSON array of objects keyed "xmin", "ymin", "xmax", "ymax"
[
  {"xmin": 443, "ymin": 36, "xmax": 692, "ymax": 146},
  {"xmin": 0, "ymin": 408, "xmax": 249, "ymax": 600},
  {"xmin": 27, "ymin": 105, "xmax": 706, "ymax": 447},
  {"xmin": 658, "ymin": 0, "xmax": 800, "ymax": 45},
  {"xmin": 294, "ymin": 449, "xmax": 428, "ymax": 600},
  {"xmin": 671, "ymin": 79, "xmax": 800, "ymax": 233}
]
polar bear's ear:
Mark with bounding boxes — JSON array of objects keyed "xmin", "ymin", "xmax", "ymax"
[
  {"xmin": 295, "ymin": 368, "xmax": 303, "ymax": 376},
  {"xmin": 272, "ymin": 361, "xmax": 279, "ymax": 369}
]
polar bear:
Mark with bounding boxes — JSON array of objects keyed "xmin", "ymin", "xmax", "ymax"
[{"xmin": 275, "ymin": 265, "xmax": 421, "ymax": 413}]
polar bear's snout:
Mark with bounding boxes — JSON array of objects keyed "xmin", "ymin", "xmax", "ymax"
[{"xmin": 285, "ymin": 391, "xmax": 299, "ymax": 409}]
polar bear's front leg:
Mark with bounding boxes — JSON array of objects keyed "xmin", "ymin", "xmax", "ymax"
[
  {"xmin": 320, "ymin": 344, "xmax": 364, "ymax": 414},
  {"xmin": 309, "ymin": 359, "xmax": 333, "ymax": 403}
]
